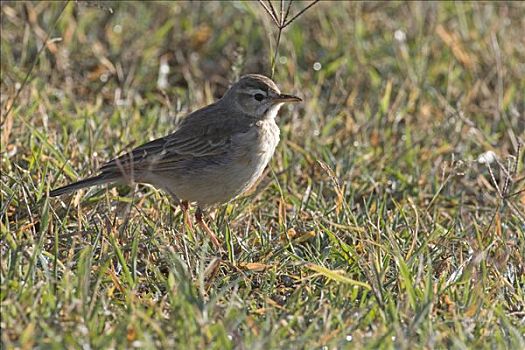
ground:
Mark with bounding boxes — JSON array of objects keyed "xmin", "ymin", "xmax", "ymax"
[{"xmin": 1, "ymin": 1, "xmax": 524, "ymax": 349}]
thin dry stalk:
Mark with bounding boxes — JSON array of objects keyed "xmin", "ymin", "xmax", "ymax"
[{"xmin": 258, "ymin": 0, "xmax": 319, "ymax": 77}]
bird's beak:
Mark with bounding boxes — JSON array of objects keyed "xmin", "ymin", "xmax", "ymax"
[{"xmin": 272, "ymin": 93, "xmax": 302, "ymax": 103}]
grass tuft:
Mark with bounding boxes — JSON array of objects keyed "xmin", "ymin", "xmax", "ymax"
[{"xmin": 1, "ymin": 1, "xmax": 524, "ymax": 348}]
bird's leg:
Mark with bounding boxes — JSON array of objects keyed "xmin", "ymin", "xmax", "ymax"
[
  {"xmin": 180, "ymin": 200, "xmax": 193, "ymax": 230},
  {"xmin": 195, "ymin": 207, "xmax": 221, "ymax": 249}
]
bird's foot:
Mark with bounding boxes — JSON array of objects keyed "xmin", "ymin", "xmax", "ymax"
[{"xmin": 180, "ymin": 200, "xmax": 193, "ymax": 231}]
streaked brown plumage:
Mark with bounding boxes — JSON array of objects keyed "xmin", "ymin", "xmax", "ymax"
[{"xmin": 50, "ymin": 74, "xmax": 301, "ymax": 248}]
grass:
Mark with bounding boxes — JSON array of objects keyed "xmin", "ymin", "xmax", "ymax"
[{"xmin": 1, "ymin": 1, "xmax": 524, "ymax": 349}]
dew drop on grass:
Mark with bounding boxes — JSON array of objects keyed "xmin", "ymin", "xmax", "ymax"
[
  {"xmin": 394, "ymin": 29, "xmax": 406, "ymax": 42},
  {"xmin": 160, "ymin": 64, "xmax": 170, "ymax": 74},
  {"xmin": 158, "ymin": 55, "xmax": 170, "ymax": 89},
  {"xmin": 477, "ymin": 150, "xmax": 496, "ymax": 164}
]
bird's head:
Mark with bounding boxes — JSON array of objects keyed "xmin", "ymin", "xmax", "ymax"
[{"xmin": 224, "ymin": 74, "xmax": 301, "ymax": 119}]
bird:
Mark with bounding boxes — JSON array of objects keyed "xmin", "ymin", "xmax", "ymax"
[{"xmin": 50, "ymin": 74, "xmax": 302, "ymax": 249}]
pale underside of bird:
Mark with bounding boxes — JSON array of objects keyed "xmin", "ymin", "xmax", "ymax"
[{"xmin": 50, "ymin": 74, "xmax": 301, "ymax": 248}]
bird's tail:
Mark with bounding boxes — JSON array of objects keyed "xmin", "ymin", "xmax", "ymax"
[{"xmin": 50, "ymin": 174, "xmax": 118, "ymax": 197}]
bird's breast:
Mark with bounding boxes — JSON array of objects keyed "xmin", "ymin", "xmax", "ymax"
[
  {"xmin": 238, "ymin": 120, "xmax": 280, "ymax": 164},
  {"xmin": 229, "ymin": 120, "xmax": 280, "ymax": 190}
]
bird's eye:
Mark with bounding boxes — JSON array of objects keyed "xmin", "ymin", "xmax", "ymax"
[{"xmin": 254, "ymin": 93, "xmax": 265, "ymax": 101}]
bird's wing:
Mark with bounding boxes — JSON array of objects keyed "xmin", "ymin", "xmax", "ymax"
[{"xmin": 98, "ymin": 102, "xmax": 254, "ymax": 174}]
